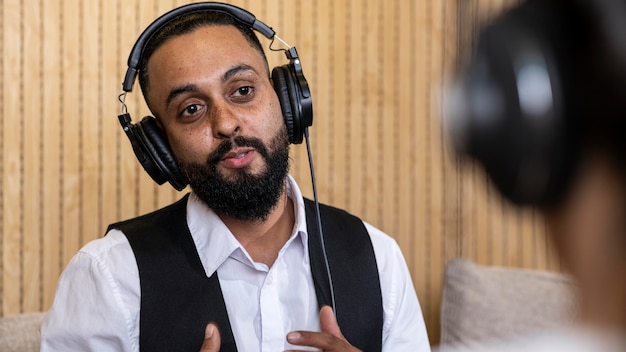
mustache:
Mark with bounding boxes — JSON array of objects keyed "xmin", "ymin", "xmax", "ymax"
[{"xmin": 206, "ymin": 136, "xmax": 269, "ymax": 165}]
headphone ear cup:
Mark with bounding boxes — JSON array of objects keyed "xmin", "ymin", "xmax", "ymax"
[
  {"xmin": 272, "ymin": 65, "xmax": 301, "ymax": 144},
  {"xmin": 451, "ymin": 0, "xmax": 581, "ymax": 207},
  {"xmin": 122, "ymin": 115, "xmax": 168, "ymax": 187},
  {"xmin": 135, "ymin": 116, "xmax": 189, "ymax": 191}
]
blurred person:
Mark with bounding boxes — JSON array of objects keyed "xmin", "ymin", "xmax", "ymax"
[{"xmin": 440, "ymin": 0, "xmax": 626, "ymax": 350}]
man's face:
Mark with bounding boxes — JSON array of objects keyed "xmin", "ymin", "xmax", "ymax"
[{"xmin": 145, "ymin": 24, "xmax": 290, "ymax": 221}]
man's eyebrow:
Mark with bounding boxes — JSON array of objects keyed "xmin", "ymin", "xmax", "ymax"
[
  {"xmin": 164, "ymin": 65, "xmax": 259, "ymax": 108},
  {"xmin": 222, "ymin": 64, "xmax": 258, "ymax": 83},
  {"xmin": 166, "ymin": 84, "xmax": 199, "ymax": 109}
]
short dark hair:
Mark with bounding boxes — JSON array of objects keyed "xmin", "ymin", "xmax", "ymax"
[{"xmin": 137, "ymin": 10, "xmax": 268, "ymax": 108}]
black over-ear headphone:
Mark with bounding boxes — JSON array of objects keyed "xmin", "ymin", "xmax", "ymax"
[
  {"xmin": 445, "ymin": 0, "xmax": 626, "ymax": 207},
  {"xmin": 118, "ymin": 2, "xmax": 313, "ymax": 191}
]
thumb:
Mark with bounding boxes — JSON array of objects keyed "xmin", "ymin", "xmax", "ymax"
[
  {"xmin": 319, "ymin": 305, "xmax": 345, "ymax": 339},
  {"xmin": 199, "ymin": 323, "xmax": 221, "ymax": 352}
]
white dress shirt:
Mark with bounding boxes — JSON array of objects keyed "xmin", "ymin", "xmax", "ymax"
[{"xmin": 41, "ymin": 175, "xmax": 430, "ymax": 351}]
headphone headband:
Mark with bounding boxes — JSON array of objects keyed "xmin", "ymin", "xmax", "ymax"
[{"xmin": 122, "ymin": 2, "xmax": 276, "ymax": 92}]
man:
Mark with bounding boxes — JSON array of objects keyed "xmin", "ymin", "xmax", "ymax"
[
  {"xmin": 41, "ymin": 4, "xmax": 430, "ymax": 352},
  {"xmin": 439, "ymin": 0, "xmax": 626, "ymax": 350}
]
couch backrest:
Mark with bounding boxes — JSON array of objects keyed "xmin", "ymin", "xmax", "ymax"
[
  {"xmin": 439, "ymin": 258, "xmax": 579, "ymax": 346},
  {"xmin": 0, "ymin": 311, "xmax": 46, "ymax": 352}
]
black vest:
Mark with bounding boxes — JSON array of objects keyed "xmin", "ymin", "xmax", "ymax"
[{"xmin": 108, "ymin": 194, "xmax": 383, "ymax": 351}]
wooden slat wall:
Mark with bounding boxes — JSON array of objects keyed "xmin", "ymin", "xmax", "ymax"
[{"xmin": 0, "ymin": 0, "xmax": 560, "ymax": 344}]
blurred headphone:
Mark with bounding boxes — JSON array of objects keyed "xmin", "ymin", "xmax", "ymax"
[
  {"xmin": 118, "ymin": 2, "xmax": 313, "ymax": 191},
  {"xmin": 445, "ymin": 0, "xmax": 626, "ymax": 207}
]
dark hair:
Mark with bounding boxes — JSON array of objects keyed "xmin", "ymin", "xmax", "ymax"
[{"xmin": 137, "ymin": 10, "xmax": 268, "ymax": 108}]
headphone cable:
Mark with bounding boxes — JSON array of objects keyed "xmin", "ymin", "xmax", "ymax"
[{"xmin": 304, "ymin": 127, "xmax": 337, "ymax": 314}]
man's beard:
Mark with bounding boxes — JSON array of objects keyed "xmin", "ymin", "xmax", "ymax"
[{"xmin": 176, "ymin": 130, "xmax": 290, "ymax": 222}]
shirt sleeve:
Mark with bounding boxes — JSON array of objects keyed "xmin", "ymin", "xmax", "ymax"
[
  {"xmin": 40, "ymin": 231, "xmax": 139, "ymax": 352},
  {"xmin": 365, "ymin": 222, "xmax": 432, "ymax": 351}
]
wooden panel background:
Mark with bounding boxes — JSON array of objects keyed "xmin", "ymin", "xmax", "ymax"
[{"xmin": 0, "ymin": 0, "xmax": 560, "ymax": 344}]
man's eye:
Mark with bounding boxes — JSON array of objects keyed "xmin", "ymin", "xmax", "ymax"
[
  {"xmin": 235, "ymin": 86, "xmax": 252, "ymax": 96},
  {"xmin": 183, "ymin": 104, "xmax": 199, "ymax": 115}
]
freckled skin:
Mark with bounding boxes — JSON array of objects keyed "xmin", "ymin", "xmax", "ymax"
[{"xmin": 145, "ymin": 24, "xmax": 282, "ymax": 178}]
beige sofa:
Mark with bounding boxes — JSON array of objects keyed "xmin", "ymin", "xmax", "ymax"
[
  {"xmin": 0, "ymin": 311, "xmax": 45, "ymax": 351},
  {"xmin": 439, "ymin": 258, "xmax": 579, "ymax": 346}
]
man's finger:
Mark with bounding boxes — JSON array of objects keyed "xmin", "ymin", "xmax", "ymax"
[
  {"xmin": 285, "ymin": 306, "xmax": 361, "ymax": 351},
  {"xmin": 286, "ymin": 330, "xmax": 344, "ymax": 349},
  {"xmin": 199, "ymin": 323, "xmax": 221, "ymax": 352},
  {"xmin": 319, "ymin": 305, "xmax": 343, "ymax": 338}
]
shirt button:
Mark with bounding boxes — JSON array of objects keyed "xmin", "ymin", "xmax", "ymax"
[{"xmin": 266, "ymin": 273, "xmax": 273, "ymax": 285}]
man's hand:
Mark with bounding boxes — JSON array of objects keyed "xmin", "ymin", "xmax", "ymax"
[
  {"xmin": 199, "ymin": 323, "xmax": 220, "ymax": 352},
  {"xmin": 285, "ymin": 305, "xmax": 362, "ymax": 352}
]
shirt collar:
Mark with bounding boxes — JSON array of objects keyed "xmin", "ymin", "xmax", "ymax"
[{"xmin": 186, "ymin": 174, "xmax": 310, "ymax": 277}]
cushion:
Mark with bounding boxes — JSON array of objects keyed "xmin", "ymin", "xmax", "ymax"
[
  {"xmin": 0, "ymin": 311, "xmax": 46, "ymax": 351},
  {"xmin": 440, "ymin": 258, "xmax": 579, "ymax": 346}
]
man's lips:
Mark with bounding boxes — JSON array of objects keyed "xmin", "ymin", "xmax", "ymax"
[{"xmin": 220, "ymin": 147, "xmax": 256, "ymax": 168}]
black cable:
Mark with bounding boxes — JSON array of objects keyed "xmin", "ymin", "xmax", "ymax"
[{"xmin": 304, "ymin": 127, "xmax": 336, "ymax": 313}]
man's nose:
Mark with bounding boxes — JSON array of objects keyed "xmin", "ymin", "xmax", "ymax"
[{"xmin": 211, "ymin": 104, "xmax": 241, "ymax": 139}]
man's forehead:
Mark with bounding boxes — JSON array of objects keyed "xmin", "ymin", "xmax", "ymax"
[
  {"xmin": 144, "ymin": 26, "xmax": 267, "ymax": 99},
  {"xmin": 149, "ymin": 24, "xmax": 263, "ymax": 65}
]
